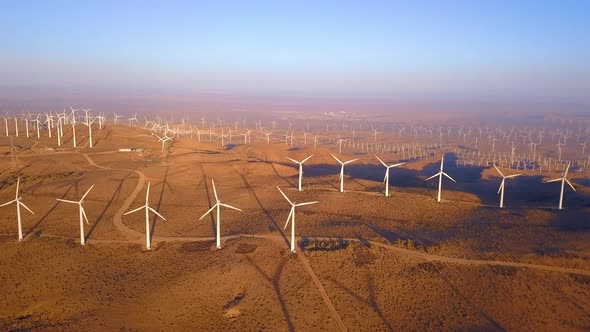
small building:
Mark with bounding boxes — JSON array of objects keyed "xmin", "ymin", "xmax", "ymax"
[{"xmin": 119, "ymin": 148, "xmax": 144, "ymax": 153}]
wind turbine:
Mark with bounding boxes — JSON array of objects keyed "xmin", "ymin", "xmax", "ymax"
[
  {"xmin": 286, "ymin": 154, "xmax": 313, "ymax": 191},
  {"xmin": 494, "ymin": 165, "xmax": 521, "ymax": 208},
  {"xmin": 153, "ymin": 133, "xmax": 172, "ymax": 152},
  {"xmin": 263, "ymin": 130, "xmax": 273, "ymax": 144},
  {"xmin": 545, "ymin": 161, "xmax": 576, "ymax": 210},
  {"xmin": 375, "ymin": 155, "xmax": 405, "ymax": 197},
  {"xmin": 69, "ymin": 107, "xmax": 78, "ymax": 147},
  {"xmin": 199, "ymin": 179, "xmax": 241, "ymax": 249},
  {"xmin": 112, "ymin": 112, "xmax": 123, "ymax": 125},
  {"xmin": 56, "ymin": 185, "xmax": 94, "ymax": 245},
  {"xmin": 0, "ymin": 177, "xmax": 34, "ymax": 241},
  {"xmin": 86, "ymin": 116, "xmax": 96, "ymax": 148},
  {"xmin": 128, "ymin": 113, "xmax": 139, "ymax": 126},
  {"xmin": 425, "ymin": 154, "xmax": 456, "ymax": 202},
  {"xmin": 330, "ymin": 153, "xmax": 359, "ymax": 193},
  {"xmin": 277, "ymin": 187, "xmax": 318, "ymax": 253},
  {"xmin": 124, "ymin": 182, "xmax": 166, "ymax": 250},
  {"xmin": 2, "ymin": 116, "xmax": 8, "ymax": 136}
]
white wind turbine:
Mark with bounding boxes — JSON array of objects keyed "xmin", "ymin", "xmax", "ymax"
[
  {"xmin": 2, "ymin": 116, "xmax": 8, "ymax": 136},
  {"xmin": 199, "ymin": 179, "xmax": 241, "ymax": 249},
  {"xmin": 86, "ymin": 116, "xmax": 96, "ymax": 148},
  {"xmin": 263, "ymin": 130, "xmax": 273, "ymax": 144},
  {"xmin": 286, "ymin": 154, "xmax": 313, "ymax": 191},
  {"xmin": 69, "ymin": 107, "xmax": 78, "ymax": 147},
  {"xmin": 124, "ymin": 182, "xmax": 166, "ymax": 250},
  {"xmin": 0, "ymin": 177, "xmax": 34, "ymax": 241},
  {"xmin": 330, "ymin": 153, "xmax": 359, "ymax": 193},
  {"xmin": 494, "ymin": 165, "xmax": 521, "ymax": 208},
  {"xmin": 112, "ymin": 112, "xmax": 124, "ymax": 125},
  {"xmin": 375, "ymin": 155, "xmax": 405, "ymax": 197},
  {"xmin": 128, "ymin": 113, "xmax": 139, "ymax": 126},
  {"xmin": 545, "ymin": 161, "xmax": 576, "ymax": 210},
  {"xmin": 153, "ymin": 133, "xmax": 172, "ymax": 152},
  {"xmin": 425, "ymin": 155, "xmax": 456, "ymax": 202},
  {"xmin": 277, "ymin": 186, "xmax": 318, "ymax": 253},
  {"xmin": 56, "ymin": 185, "xmax": 94, "ymax": 245}
]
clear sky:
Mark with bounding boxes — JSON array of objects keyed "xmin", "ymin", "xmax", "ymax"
[{"xmin": 1, "ymin": 0, "xmax": 589, "ymax": 105}]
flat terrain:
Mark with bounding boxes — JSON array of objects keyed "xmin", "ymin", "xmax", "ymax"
[{"xmin": 0, "ymin": 124, "xmax": 589, "ymax": 330}]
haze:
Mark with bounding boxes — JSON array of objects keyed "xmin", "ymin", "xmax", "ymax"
[{"xmin": 1, "ymin": 1, "xmax": 589, "ymax": 112}]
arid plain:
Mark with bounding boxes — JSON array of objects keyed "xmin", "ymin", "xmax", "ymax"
[{"xmin": 1, "ymin": 117, "xmax": 590, "ymax": 331}]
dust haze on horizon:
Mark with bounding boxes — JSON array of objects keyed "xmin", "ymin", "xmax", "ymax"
[{"xmin": 1, "ymin": 1, "xmax": 589, "ymax": 115}]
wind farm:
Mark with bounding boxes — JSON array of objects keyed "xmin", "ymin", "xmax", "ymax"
[{"xmin": 1, "ymin": 1, "xmax": 590, "ymax": 331}]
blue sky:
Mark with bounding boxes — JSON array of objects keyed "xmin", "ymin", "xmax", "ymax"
[{"xmin": 1, "ymin": 1, "xmax": 589, "ymax": 104}]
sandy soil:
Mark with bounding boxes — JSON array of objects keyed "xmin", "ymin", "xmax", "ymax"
[{"xmin": 0, "ymin": 123, "xmax": 589, "ymax": 330}]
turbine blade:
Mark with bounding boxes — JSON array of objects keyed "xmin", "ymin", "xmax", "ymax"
[
  {"xmin": 81, "ymin": 184, "xmax": 94, "ymax": 201},
  {"xmin": 374, "ymin": 155, "xmax": 387, "ymax": 167},
  {"xmin": 286, "ymin": 157, "xmax": 299, "ymax": 164},
  {"xmin": 343, "ymin": 158, "xmax": 359, "ymax": 164},
  {"xmin": 301, "ymin": 154, "xmax": 314, "ymax": 163},
  {"xmin": 425, "ymin": 172, "xmax": 441, "ymax": 181},
  {"xmin": 277, "ymin": 186, "xmax": 293, "ymax": 205},
  {"xmin": 391, "ymin": 162, "xmax": 405, "ymax": 168},
  {"xmin": 545, "ymin": 178, "xmax": 562, "ymax": 183},
  {"xmin": 220, "ymin": 203, "xmax": 242, "ymax": 211},
  {"xmin": 330, "ymin": 153, "xmax": 342, "ymax": 164},
  {"xmin": 19, "ymin": 201, "xmax": 35, "ymax": 215},
  {"xmin": 565, "ymin": 178, "xmax": 576, "ymax": 192},
  {"xmin": 56, "ymin": 199, "xmax": 78, "ymax": 204},
  {"xmin": 124, "ymin": 205, "xmax": 146, "ymax": 215},
  {"xmin": 0, "ymin": 200, "xmax": 16, "ymax": 208},
  {"xmin": 15, "ymin": 177, "xmax": 20, "ymax": 200},
  {"xmin": 146, "ymin": 182, "xmax": 151, "ymax": 204},
  {"xmin": 81, "ymin": 207, "xmax": 90, "ymax": 225},
  {"xmin": 294, "ymin": 201, "xmax": 318, "ymax": 207},
  {"xmin": 564, "ymin": 162, "xmax": 571, "ymax": 177},
  {"xmin": 493, "ymin": 165, "xmax": 504, "ymax": 177},
  {"xmin": 199, "ymin": 204, "xmax": 217, "ymax": 220},
  {"xmin": 148, "ymin": 207, "xmax": 167, "ymax": 221},
  {"xmin": 284, "ymin": 207, "xmax": 294, "ymax": 230},
  {"xmin": 443, "ymin": 172, "xmax": 457, "ymax": 183},
  {"xmin": 497, "ymin": 180, "xmax": 504, "ymax": 194},
  {"xmin": 211, "ymin": 179, "xmax": 219, "ymax": 203},
  {"xmin": 505, "ymin": 174, "xmax": 522, "ymax": 178}
]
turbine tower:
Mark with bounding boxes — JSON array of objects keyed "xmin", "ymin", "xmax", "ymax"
[
  {"xmin": 56, "ymin": 184, "xmax": 94, "ymax": 245},
  {"xmin": 425, "ymin": 154, "xmax": 456, "ymax": 202},
  {"xmin": 124, "ymin": 182, "xmax": 167, "ymax": 250},
  {"xmin": 286, "ymin": 154, "xmax": 313, "ymax": 191},
  {"xmin": 494, "ymin": 165, "xmax": 521, "ymax": 208},
  {"xmin": 375, "ymin": 155, "xmax": 405, "ymax": 197},
  {"xmin": 545, "ymin": 162, "xmax": 576, "ymax": 210},
  {"xmin": 277, "ymin": 187, "xmax": 318, "ymax": 253},
  {"xmin": 0, "ymin": 177, "xmax": 35, "ymax": 241},
  {"xmin": 199, "ymin": 179, "xmax": 241, "ymax": 249},
  {"xmin": 330, "ymin": 153, "xmax": 359, "ymax": 193}
]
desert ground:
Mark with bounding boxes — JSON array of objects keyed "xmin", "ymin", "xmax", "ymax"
[{"xmin": 1, "ymin": 118, "xmax": 589, "ymax": 331}]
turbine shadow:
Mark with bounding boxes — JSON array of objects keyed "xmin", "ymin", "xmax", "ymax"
[
  {"xmin": 235, "ymin": 169, "xmax": 290, "ymax": 248},
  {"xmin": 150, "ymin": 166, "xmax": 173, "ymax": 243},
  {"xmin": 86, "ymin": 171, "xmax": 132, "ymax": 241},
  {"xmin": 198, "ymin": 163, "xmax": 216, "ymax": 235},
  {"xmin": 328, "ymin": 274, "xmax": 395, "ymax": 331},
  {"xmin": 245, "ymin": 256, "xmax": 295, "ymax": 332}
]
